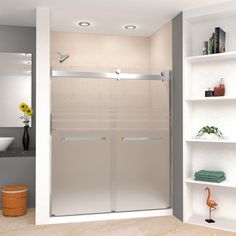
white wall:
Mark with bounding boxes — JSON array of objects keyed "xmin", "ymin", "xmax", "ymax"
[{"xmin": 36, "ymin": 8, "xmax": 51, "ymax": 225}]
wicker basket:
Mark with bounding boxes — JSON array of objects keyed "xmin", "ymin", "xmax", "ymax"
[{"xmin": 1, "ymin": 185, "xmax": 28, "ymax": 217}]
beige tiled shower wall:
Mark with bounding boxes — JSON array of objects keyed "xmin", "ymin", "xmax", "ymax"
[
  {"xmin": 51, "ymin": 21, "xmax": 172, "ymax": 73},
  {"xmin": 51, "ymin": 31, "xmax": 150, "ymax": 73},
  {"xmin": 149, "ymin": 21, "xmax": 172, "ymax": 74},
  {"xmin": 149, "ymin": 21, "xmax": 172, "ymax": 130},
  {"xmin": 51, "ymin": 21, "xmax": 172, "ymax": 114},
  {"xmin": 51, "ymin": 22, "xmax": 172, "ymax": 215}
]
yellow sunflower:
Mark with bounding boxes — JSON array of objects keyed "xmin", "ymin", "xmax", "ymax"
[
  {"xmin": 26, "ymin": 108, "xmax": 33, "ymax": 116},
  {"xmin": 19, "ymin": 103, "xmax": 28, "ymax": 112}
]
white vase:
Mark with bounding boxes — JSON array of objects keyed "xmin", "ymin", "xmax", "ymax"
[{"xmin": 201, "ymin": 133, "xmax": 219, "ymax": 140}]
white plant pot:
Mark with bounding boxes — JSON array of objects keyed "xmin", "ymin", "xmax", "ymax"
[{"xmin": 200, "ymin": 133, "xmax": 219, "ymax": 140}]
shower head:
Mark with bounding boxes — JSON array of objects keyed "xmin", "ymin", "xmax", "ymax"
[
  {"xmin": 52, "ymin": 51, "xmax": 70, "ymax": 63},
  {"xmin": 59, "ymin": 53, "xmax": 70, "ymax": 63}
]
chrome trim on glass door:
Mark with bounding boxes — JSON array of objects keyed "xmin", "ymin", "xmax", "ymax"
[
  {"xmin": 51, "ymin": 70, "xmax": 170, "ymax": 81},
  {"xmin": 121, "ymin": 136, "xmax": 163, "ymax": 141},
  {"xmin": 61, "ymin": 136, "xmax": 107, "ymax": 141}
]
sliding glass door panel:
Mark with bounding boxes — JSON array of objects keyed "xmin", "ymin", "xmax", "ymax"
[
  {"xmin": 115, "ymin": 130, "xmax": 170, "ymax": 211},
  {"xmin": 112, "ymin": 79, "xmax": 170, "ymax": 212},
  {"xmin": 51, "ymin": 130, "xmax": 112, "ymax": 216},
  {"xmin": 51, "ymin": 76, "xmax": 171, "ymax": 215},
  {"xmin": 51, "ymin": 77, "xmax": 113, "ymax": 216}
]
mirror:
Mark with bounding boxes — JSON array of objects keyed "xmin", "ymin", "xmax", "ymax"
[{"xmin": 0, "ymin": 52, "xmax": 32, "ymax": 127}]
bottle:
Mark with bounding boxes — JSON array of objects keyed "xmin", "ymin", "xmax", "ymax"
[
  {"xmin": 212, "ymin": 33, "xmax": 215, "ymax": 54},
  {"xmin": 214, "ymin": 86, "xmax": 220, "ymax": 96},
  {"xmin": 203, "ymin": 41, "xmax": 208, "ymax": 55},
  {"xmin": 219, "ymin": 78, "xmax": 225, "ymax": 96},
  {"xmin": 208, "ymin": 37, "xmax": 213, "ymax": 54}
]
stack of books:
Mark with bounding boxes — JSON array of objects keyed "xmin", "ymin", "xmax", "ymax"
[
  {"xmin": 203, "ymin": 27, "xmax": 226, "ymax": 55},
  {"xmin": 194, "ymin": 170, "xmax": 226, "ymax": 183},
  {"xmin": 214, "ymin": 27, "xmax": 226, "ymax": 54}
]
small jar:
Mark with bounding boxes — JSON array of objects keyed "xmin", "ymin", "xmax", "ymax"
[{"xmin": 205, "ymin": 88, "xmax": 214, "ymax": 97}]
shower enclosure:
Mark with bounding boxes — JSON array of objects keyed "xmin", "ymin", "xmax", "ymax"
[{"xmin": 51, "ymin": 70, "xmax": 171, "ymax": 216}]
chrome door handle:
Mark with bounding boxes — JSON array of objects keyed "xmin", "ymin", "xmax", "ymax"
[
  {"xmin": 61, "ymin": 136, "xmax": 106, "ymax": 141},
  {"xmin": 121, "ymin": 136, "xmax": 162, "ymax": 141}
]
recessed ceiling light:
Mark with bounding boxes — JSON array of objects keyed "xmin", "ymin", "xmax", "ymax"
[
  {"xmin": 124, "ymin": 25, "xmax": 136, "ymax": 30},
  {"xmin": 78, "ymin": 21, "xmax": 90, "ymax": 27}
]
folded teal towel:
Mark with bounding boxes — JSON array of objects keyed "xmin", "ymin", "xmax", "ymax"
[
  {"xmin": 195, "ymin": 176, "xmax": 225, "ymax": 183},
  {"xmin": 195, "ymin": 175, "xmax": 225, "ymax": 180},
  {"xmin": 195, "ymin": 170, "xmax": 225, "ymax": 178}
]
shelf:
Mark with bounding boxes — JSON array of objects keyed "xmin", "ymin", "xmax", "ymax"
[
  {"xmin": 185, "ymin": 178, "xmax": 236, "ymax": 188},
  {"xmin": 183, "ymin": 5, "xmax": 236, "ymax": 233},
  {"xmin": 186, "ymin": 51, "xmax": 236, "ymax": 63},
  {"xmin": 185, "ymin": 139, "xmax": 236, "ymax": 144},
  {"xmin": 185, "ymin": 97, "xmax": 236, "ymax": 102},
  {"xmin": 186, "ymin": 215, "xmax": 236, "ymax": 232},
  {"xmin": 0, "ymin": 149, "xmax": 36, "ymax": 157}
]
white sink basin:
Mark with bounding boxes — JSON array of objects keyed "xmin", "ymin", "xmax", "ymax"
[{"xmin": 0, "ymin": 137, "xmax": 15, "ymax": 151}]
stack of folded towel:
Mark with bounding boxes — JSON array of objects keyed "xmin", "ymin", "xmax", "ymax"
[{"xmin": 194, "ymin": 170, "xmax": 226, "ymax": 183}]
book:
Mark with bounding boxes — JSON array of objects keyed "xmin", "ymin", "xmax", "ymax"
[
  {"xmin": 214, "ymin": 27, "xmax": 226, "ymax": 53},
  {"xmin": 212, "ymin": 33, "xmax": 215, "ymax": 54},
  {"xmin": 208, "ymin": 33, "xmax": 215, "ymax": 54}
]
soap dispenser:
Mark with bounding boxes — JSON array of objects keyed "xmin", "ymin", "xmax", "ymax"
[{"xmin": 219, "ymin": 78, "xmax": 225, "ymax": 96}]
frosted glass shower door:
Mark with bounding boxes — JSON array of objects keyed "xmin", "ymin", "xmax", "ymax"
[
  {"xmin": 112, "ymin": 79, "xmax": 170, "ymax": 212},
  {"xmin": 51, "ymin": 73, "xmax": 171, "ymax": 216},
  {"xmin": 51, "ymin": 77, "xmax": 112, "ymax": 216}
]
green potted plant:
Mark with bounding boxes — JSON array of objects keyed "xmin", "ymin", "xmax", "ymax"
[{"xmin": 195, "ymin": 125, "xmax": 224, "ymax": 140}]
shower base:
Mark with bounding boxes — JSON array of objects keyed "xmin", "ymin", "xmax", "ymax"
[{"xmin": 47, "ymin": 208, "xmax": 173, "ymax": 225}]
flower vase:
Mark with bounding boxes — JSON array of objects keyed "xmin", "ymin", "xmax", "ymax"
[
  {"xmin": 22, "ymin": 125, "xmax": 30, "ymax": 151},
  {"xmin": 201, "ymin": 133, "xmax": 218, "ymax": 140}
]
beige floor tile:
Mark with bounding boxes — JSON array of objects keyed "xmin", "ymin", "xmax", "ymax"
[{"xmin": 0, "ymin": 209, "xmax": 235, "ymax": 236}]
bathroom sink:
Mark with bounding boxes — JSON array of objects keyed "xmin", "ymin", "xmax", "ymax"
[{"xmin": 0, "ymin": 137, "xmax": 15, "ymax": 151}]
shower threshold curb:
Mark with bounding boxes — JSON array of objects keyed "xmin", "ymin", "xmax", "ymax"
[{"xmin": 39, "ymin": 208, "xmax": 173, "ymax": 225}]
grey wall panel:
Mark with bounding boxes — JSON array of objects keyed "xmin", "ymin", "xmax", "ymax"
[
  {"xmin": 0, "ymin": 157, "xmax": 35, "ymax": 208},
  {"xmin": 0, "ymin": 25, "xmax": 36, "ymax": 150},
  {"xmin": 172, "ymin": 13, "xmax": 183, "ymax": 220},
  {"xmin": 0, "ymin": 25, "xmax": 36, "ymax": 208}
]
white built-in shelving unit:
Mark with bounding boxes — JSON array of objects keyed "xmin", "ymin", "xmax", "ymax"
[
  {"xmin": 185, "ymin": 139, "xmax": 236, "ymax": 144},
  {"xmin": 185, "ymin": 97, "xmax": 236, "ymax": 102},
  {"xmin": 185, "ymin": 178, "xmax": 236, "ymax": 189},
  {"xmin": 183, "ymin": 2, "xmax": 236, "ymax": 232},
  {"xmin": 186, "ymin": 51, "xmax": 236, "ymax": 62}
]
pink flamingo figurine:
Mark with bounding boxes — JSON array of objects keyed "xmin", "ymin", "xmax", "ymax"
[{"xmin": 205, "ymin": 187, "xmax": 217, "ymax": 223}]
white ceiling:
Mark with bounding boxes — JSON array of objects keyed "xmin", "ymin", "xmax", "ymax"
[{"xmin": 0, "ymin": 0, "xmax": 233, "ymax": 37}]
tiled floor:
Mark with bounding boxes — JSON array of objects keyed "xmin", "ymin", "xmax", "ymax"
[{"xmin": 0, "ymin": 209, "xmax": 235, "ymax": 236}]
